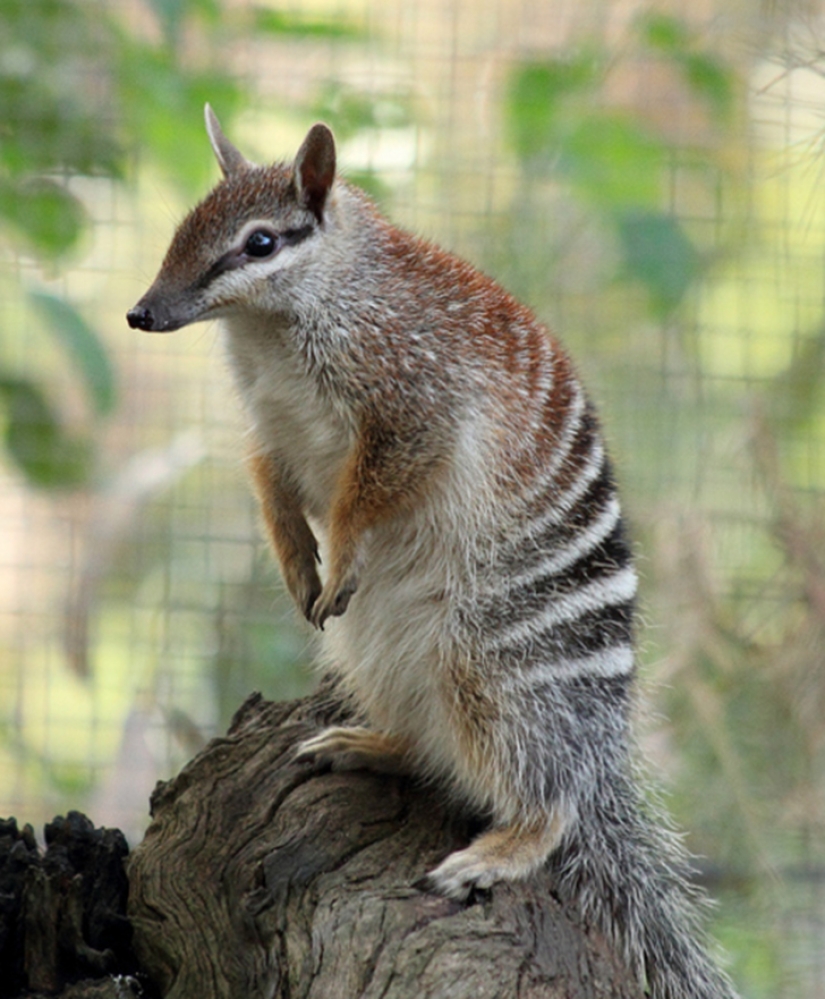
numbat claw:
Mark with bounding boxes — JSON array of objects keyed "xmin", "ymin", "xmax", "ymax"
[{"xmin": 309, "ymin": 578, "xmax": 358, "ymax": 629}]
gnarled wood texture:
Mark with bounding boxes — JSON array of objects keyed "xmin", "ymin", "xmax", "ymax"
[{"xmin": 128, "ymin": 685, "xmax": 643, "ymax": 999}]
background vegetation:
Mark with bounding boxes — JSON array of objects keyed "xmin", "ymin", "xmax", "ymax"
[{"xmin": 2, "ymin": 1, "xmax": 824, "ymax": 996}]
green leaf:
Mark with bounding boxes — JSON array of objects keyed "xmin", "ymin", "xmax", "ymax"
[
  {"xmin": 614, "ymin": 209, "xmax": 702, "ymax": 314},
  {"xmin": 145, "ymin": 0, "xmax": 186, "ymax": 39},
  {"xmin": 507, "ymin": 56, "xmax": 600, "ymax": 161},
  {"xmin": 252, "ymin": 8, "xmax": 362, "ymax": 39},
  {"xmin": 683, "ymin": 52, "xmax": 735, "ymax": 121},
  {"xmin": 0, "ymin": 376, "xmax": 92, "ymax": 488},
  {"xmin": 640, "ymin": 13, "xmax": 691, "ymax": 54},
  {"xmin": 560, "ymin": 115, "xmax": 667, "ymax": 209},
  {"xmin": 29, "ymin": 291, "xmax": 117, "ymax": 416},
  {"xmin": 507, "ymin": 60, "xmax": 666, "ymax": 208},
  {"xmin": 0, "ymin": 0, "xmax": 124, "ymax": 178},
  {"xmin": 115, "ymin": 42, "xmax": 242, "ymax": 188},
  {"xmin": 639, "ymin": 14, "xmax": 735, "ymax": 122},
  {"xmin": 0, "ymin": 77, "xmax": 124, "ymax": 178},
  {"xmin": 0, "ymin": 177, "xmax": 87, "ymax": 258}
]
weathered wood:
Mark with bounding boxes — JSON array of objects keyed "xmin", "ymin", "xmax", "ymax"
[
  {"xmin": 128, "ymin": 685, "xmax": 643, "ymax": 999},
  {"xmin": 0, "ymin": 813, "xmax": 136, "ymax": 999}
]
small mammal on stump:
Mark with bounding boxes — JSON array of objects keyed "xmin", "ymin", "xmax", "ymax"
[{"xmin": 128, "ymin": 106, "xmax": 738, "ymax": 999}]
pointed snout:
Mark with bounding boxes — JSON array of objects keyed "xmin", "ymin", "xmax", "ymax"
[
  {"xmin": 126, "ymin": 304, "xmax": 156, "ymax": 330},
  {"xmin": 126, "ymin": 294, "xmax": 189, "ymax": 333}
]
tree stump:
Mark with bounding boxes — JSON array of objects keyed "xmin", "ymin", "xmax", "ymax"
[
  {"xmin": 0, "ymin": 813, "xmax": 138, "ymax": 999},
  {"xmin": 128, "ymin": 684, "xmax": 643, "ymax": 999}
]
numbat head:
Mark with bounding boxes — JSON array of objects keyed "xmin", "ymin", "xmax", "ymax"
[
  {"xmin": 128, "ymin": 108, "xmax": 740, "ymax": 999},
  {"xmin": 127, "ymin": 106, "xmax": 337, "ymax": 334}
]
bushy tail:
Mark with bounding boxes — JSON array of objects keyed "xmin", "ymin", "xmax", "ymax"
[{"xmin": 552, "ymin": 770, "xmax": 738, "ymax": 999}]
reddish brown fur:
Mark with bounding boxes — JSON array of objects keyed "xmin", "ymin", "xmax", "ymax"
[
  {"xmin": 246, "ymin": 448, "xmax": 321, "ymax": 617},
  {"xmin": 313, "ymin": 410, "xmax": 452, "ymax": 626}
]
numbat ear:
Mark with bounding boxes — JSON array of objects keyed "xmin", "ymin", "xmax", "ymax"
[
  {"xmin": 204, "ymin": 103, "xmax": 256, "ymax": 178},
  {"xmin": 294, "ymin": 123, "xmax": 336, "ymax": 222}
]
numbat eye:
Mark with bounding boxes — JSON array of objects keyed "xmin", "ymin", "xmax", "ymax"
[{"xmin": 244, "ymin": 230, "xmax": 278, "ymax": 257}]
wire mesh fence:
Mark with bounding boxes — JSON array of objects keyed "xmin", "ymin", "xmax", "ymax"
[{"xmin": 1, "ymin": 0, "xmax": 825, "ymax": 995}]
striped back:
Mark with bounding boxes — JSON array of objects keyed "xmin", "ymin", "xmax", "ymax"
[{"xmin": 478, "ymin": 346, "xmax": 638, "ymax": 689}]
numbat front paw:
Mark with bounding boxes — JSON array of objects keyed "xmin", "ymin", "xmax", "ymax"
[
  {"xmin": 309, "ymin": 576, "xmax": 358, "ymax": 629},
  {"xmin": 286, "ymin": 559, "xmax": 322, "ymax": 623}
]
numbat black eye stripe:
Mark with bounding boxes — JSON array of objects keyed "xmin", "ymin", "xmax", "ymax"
[
  {"xmin": 280, "ymin": 225, "xmax": 315, "ymax": 246},
  {"xmin": 194, "ymin": 225, "xmax": 316, "ymax": 291}
]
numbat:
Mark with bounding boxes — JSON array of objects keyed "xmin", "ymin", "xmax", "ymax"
[{"xmin": 128, "ymin": 106, "xmax": 738, "ymax": 999}]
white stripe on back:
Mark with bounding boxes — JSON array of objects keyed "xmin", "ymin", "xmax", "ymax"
[
  {"xmin": 512, "ymin": 437, "xmax": 606, "ymax": 548},
  {"xmin": 488, "ymin": 565, "xmax": 638, "ymax": 653},
  {"xmin": 506, "ymin": 496, "xmax": 622, "ymax": 591},
  {"xmin": 517, "ymin": 644, "xmax": 635, "ymax": 685},
  {"xmin": 523, "ymin": 380, "xmax": 586, "ymax": 504}
]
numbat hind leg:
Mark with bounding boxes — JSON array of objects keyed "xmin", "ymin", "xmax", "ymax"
[
  {"xmin": 425, "ymin": 811, "xmax": 569, "ymax": 901},
  {"xmin": 295, "ymin": 725, "xmax": 410, "ymax": 775}
]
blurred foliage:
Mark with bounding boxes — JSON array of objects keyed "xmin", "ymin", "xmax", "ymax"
[
  {"xmin": 504, "ymin": 14, "xmax": 736, "ymax": 317},
  {"xmin": 312, "ymin": 81, "xmax": 416, "ymax": 140},
  {"xmin": 771, "ymin": 323, "xmax": 825, "ymax": 431},
  {"xmin": 0, "ymin": 375, "xmax": 92, "ymax": 487},
  {"xmin": 0, "ymin": 0, "xmax": 239, "ymax": 488},
  {"xmin": 30, "ymin": 292, "xmax": 116, "ymax": 416},
  {"xmin": 251, "ymin": 6, "xmax": 362, "ymax": 39},
  {"xmin": 641, "ymin": 12, "xmax": 736, "ymax": 122}
]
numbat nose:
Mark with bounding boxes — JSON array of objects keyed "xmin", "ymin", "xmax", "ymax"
[{"xmin": 127, "ymin": 305, "xmax": 155, "ymax": 330}]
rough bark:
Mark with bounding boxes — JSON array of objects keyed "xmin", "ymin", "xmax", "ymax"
[{"xmin": 127, "ymin": 684, "xmax": 643, "ymax": 999}]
